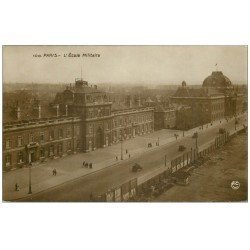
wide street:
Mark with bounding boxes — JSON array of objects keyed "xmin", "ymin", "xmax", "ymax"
[{"xmin": 16, "ymin": 113, "xmax": 246, "ymax": 202}]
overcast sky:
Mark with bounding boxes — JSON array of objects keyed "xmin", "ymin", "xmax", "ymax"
[{"xmin": 3, "ymin": 45, "xmax": 247, "ymax": 85}]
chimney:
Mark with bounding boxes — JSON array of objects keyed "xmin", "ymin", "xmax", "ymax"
[
  {"xmin": 33, "ymin": 100, "xmax": 41, "ymax": 119},
  {"xmin": 135, "ymin": 95, "xmax": 141, "ymax": 107},
  {"xmin": 38, "ymin": 104, "xmax": 41, "ymax": 119},
  {"xmin": 16, "ymin": 106, "xmax": 21, "ymax": 120},
  {"xmin": 65, "ymin": 104, "xmax": 68, "ymax": 116},
  {"xmin": 56, "ymin": 104, "xmax": 60, "ymax": 117},
  {"xmin": 126, "ymin": 95, "xmax": 132, "ymax": 108}
]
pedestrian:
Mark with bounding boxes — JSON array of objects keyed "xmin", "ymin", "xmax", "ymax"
[
  {"xmin": 129, "ymin": 154, "xmax": 131, "ymax": 158},
  {"xmin": 54, "ymin": 169, "xmax": 57, "ymax": 176},
  {"xmin": 82, "ymin": 161, "xmax": 85, "ymax": 167},
  {"xmin": 52, "ymin": 169, "xmax": 57, "ymax": 176},
  {"xmin": 115, "ymin": 156, "xmax": 118, "ymax": 161},
  {"xmin": 85, "ymin": 162, "xmax": 88, "ymax": 168},
  {"xmin": 126, "ymin": 149, "xmax": 128, "ymax": 154},
  {"xmin": 15, "ymin": 183, "xmax": 19, "ymax": 191}
]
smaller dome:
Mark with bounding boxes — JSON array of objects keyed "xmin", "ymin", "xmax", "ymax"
[{"xmin": 203, "ymin": 71, "xmax": 232, "ymax": 88}]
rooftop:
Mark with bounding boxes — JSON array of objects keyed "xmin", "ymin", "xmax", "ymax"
[{"xmin": 203, "ymin": 71, "xmax": 232, "ymax": 88}]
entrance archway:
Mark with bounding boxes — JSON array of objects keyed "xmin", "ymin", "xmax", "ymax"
[{"xmin": 96, "ymin": 127, "xmax": 103, "ymax": 148}]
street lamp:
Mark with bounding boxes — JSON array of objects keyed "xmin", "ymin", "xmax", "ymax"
[
  {"xmin": 28, "ymin": 162, "xmax": 32, "ymax": 194},
  {"xmin": 120, "ymin": 135, "xmax": 123, "ymax": 160},
  {"xmin": 25, "ymin": 144, "xmax": 32, "ymax": 194},
  {"xmin": 192, "ymin": 132, "xmax": 198, "ymax": 149}
]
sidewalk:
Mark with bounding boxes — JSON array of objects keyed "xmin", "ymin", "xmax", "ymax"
[{"xmin": 3, "ymin": 113, "xmax": 246, "ymax": 201}]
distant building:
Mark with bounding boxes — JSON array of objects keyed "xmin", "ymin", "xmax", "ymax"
[{"xmin": 171, "ymin": 72, "xmax": 244, "ymax": 128}]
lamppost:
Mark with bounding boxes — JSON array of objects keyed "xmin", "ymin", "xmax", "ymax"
[
  {"xmin": 174, "ymin": 133, "xmax": 179, "ymax": 140},
  {"xmin": 120, "ymin": 135, "xmax": 123, "ymax": 160},
  {"xmin": 28, "ymin": 162, "xmax": 32, "ymax": 194},
  {"xmin": 192, "ymin": 132, "xmax": 198, "ymax": 149},
  {"xmin": 25, "ymin": 145, "xmax": 32, "ymax": 194}
]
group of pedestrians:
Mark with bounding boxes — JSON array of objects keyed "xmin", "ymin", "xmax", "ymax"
[
  {"xmin": 15, "ymin": 183, "xmax": 19, "ymax": 191},
  {"xmin": 115, "ymin": 149, "xmax": 131, "ymax": 161},
  {"xmin": 125, "ymin": 149, "xmax": 131, "ymax": 158},
  {"xmin": 82, "ymin": 161, "xmax": 93, "ymax": 169}
]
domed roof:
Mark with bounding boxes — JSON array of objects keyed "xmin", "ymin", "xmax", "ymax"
[{"xmin": 203, "ymin": 71, "xmax": 232, "ymax": 88}]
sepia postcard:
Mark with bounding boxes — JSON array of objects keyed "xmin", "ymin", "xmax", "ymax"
[{"xmin": 2, "ymin": 45, "xmax": 248, "ymax": 202}]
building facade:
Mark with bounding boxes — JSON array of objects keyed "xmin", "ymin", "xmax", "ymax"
[
  {"xmin": 171, "ymin": 72, "xmax": 244, "ymax": 128},
  {"xmin": 154, "ymin": 108, "xmax": 176, "ymax": 130},
  {"xmin": 3, "ymin": 78, "xmax": 154, "ymax": 171}
]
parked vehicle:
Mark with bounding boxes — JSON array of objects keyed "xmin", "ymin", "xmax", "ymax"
[
  {"xmin": 132, "ymin": 163, "xmax": 143, "ymax": 172},
  {"xmin": 192, "ymin": 132, "xmax": 198, "ymax": 138},
  {"xmin": 178, "ymin": 145, "xmax": 186, "ymax": 151}
]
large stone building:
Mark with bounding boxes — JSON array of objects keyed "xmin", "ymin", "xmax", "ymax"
[
  {"xmin": 3, "ymin": 78, "xmax": 154, "ymax": 171},
  {"xmin": 170, "ymin": 71, "xmax": 244, "ymax": 128},
  {"xmin": 3, "ymin": 71, "xmax": 244, "ymax": 171}
]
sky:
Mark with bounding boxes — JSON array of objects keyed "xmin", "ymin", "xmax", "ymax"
[{"xmin": 3, "ymin": 45, "xmax": 248, "ymax": 85}]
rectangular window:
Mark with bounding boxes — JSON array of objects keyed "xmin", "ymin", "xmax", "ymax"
[
  {"xmin": 5, "ymin": 154, "xmax": 11, "ymax": 166},
  {"xmin": 105, "ymin": 122, "xmax": 109, "ymax": 131},
  {"xmin": 75, "ymin": 126, "xmax": 80, "ymax": 136},
  {"xmin": 67, "ymin": 128, "xmax": 71, "ymax": 138},
  {"xmin": 40, "ymin": 132, "xmax": 45, "ymax": 142},
  {"xmin": 49, "ymin": 145, "xmax": 54, "ymax": 156},
  {"xmin": 67, "ymin": 141, "xmax": 71, "ymax": 150},
  {"xmin": 58, "ymin": 129, "xmax": 63, "ymax": 139},
  {"xmin": 18, "ymin": 151, "xmax": 24, "ymax": 163},
  {"xmin": 17, "ymin": 136, "xmax": 23, "ymax": 147},
  {"xmin": 58, "ymin": 143, "xmax": 63, "ymax": 154},
  {"xmin": 6, "ymin": 139, "xmax": 11, "ymax": 149},
  {"xmin": 88, "ymin": 124, "xmax": 93, "ymax": 134},
  {"xmin": 40, "ymin": 148, "xmax": 45, "ymax": 158},
  {"xmin": 49, "ymin": 130, "xmax": 54, "ymax": 140},
  {"xmin": 29, "ymin": 133, "xmax": 34, "ymax": 143}
]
